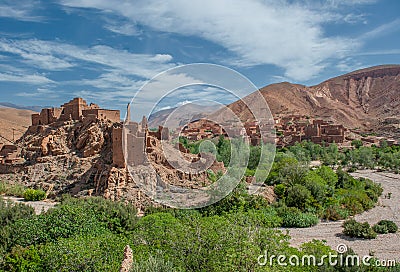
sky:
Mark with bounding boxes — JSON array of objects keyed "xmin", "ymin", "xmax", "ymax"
[{"xmin": 0, "ymin": 0, "xmax": 399, "ymax": 118}]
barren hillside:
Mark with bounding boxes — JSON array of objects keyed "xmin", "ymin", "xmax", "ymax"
[
  {"xmin": 0, "ymin": 106, "xmax": 34, "ymax": 144},
  {"xmin": 225, "ymin": 65, "xmax": 400, "ymax": 138}
]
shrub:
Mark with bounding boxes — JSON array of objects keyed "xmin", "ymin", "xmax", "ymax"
[
  {"xmin": 1, "ymin": 245, "xmax": 42, "ymax": 271},
  {"xmin": 338, "ymin": 189, "xmax": 375, "ymax": 215},
  {"xmin": 23, "ymin": 189, "xmax": 46, "ymax": 201},
  {"xmin": 286, "ymin": 184, "xmax": 311, "ymax": 210},
  {"xmin": 273, "ymin": 184, "xmax": 286, "ymax": 199},
  {"xmin": 38, "ymin": 232, "xmax": 129, "ymax": 271},
  {"xmin": 59, "ymin": 195, "xmax": 138, "ymax": 233},
  {"xmin": 225, "ymin": 208, "xmax": 283, "ymax": 228},
  {"xmin": 316, "ymin": 166, "xmax": 338, "ymax": 187},
  {"xmin": 351, "ymin": 140, "xmax": 363, "ymax": 149},
  {"xmin": 342, "ymin": 219, "xmax": 377, "ymax": 239},
  {"xmin": 279, "ymin": 207, "xmax": 318, "ymax": 228},
  {"xmin": 372, "ymin": 224, "xmax": 388, "ymax": 234},
  {"xmin": 0, "ymin": 197, "xmax": 35, "ymax": 227},
  {"xmin": 374, "ymin": 220, "xmax": 398, "ymax": 233},
  {"xmin": 5, "ymin": 205, "xmax": 107, "ymax": 251},
  {"xmin": 303, "ymin": 178, "xmax": 326, "ymax": 202},
  {"xmin": 0, "ymin": 182, "xmax": 26, "ymax": 197},
  {"xmin": 323, "ymin": 205, "xmax": 350, "ymax": 221},
  {"xmin": 130, "ymin": 250, "xmax": 182, "ymax": 272}
]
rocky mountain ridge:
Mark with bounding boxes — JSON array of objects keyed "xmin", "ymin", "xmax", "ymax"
[{"xmin": 226, "ymin": 65, "xmax": 400, "ymax": 138}]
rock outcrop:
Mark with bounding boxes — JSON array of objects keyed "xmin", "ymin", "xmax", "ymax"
[
  {"xmin": 119, "ymin": 245, "xmax": 133, "ymax": 272},
  {"xmin": 6, "ymin": 112, "xmax": 225, "ymax": 210}
]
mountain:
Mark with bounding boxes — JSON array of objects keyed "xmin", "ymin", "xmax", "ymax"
[
  {"xmin": 0, "ymin": 107, "xmax": 34, "ymax": 144},
  {"xmin": 0, "ymin": 102, "xmax": 43, "ymax": 112},
  {"xmin": 148, "ymin": 103, "xmax": 223, "ymax": 129},
  {"xmin": 225, "ymin": 65, "xmax": 400, "ymax": 138}
]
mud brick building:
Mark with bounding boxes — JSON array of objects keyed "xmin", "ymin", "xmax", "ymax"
[
  {"xmin": 112, "ymin": 107, "xmax": 171, "ymax": 168},
  {"xmin": 275, "ymin": 115, "xmax": 345, "ymax": 146},
  {"xmin": 31, "ymin": 97, "xmax": 120, "ymax": 126}
]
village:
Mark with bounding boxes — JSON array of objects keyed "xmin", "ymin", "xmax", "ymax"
[{"xmin": 0, "ymin": 97, "xmax": 398, "ymax": 166}]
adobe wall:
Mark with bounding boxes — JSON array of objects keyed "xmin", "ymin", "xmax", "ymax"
[
  {"xmin": 31, "ymin": 97, "xmax": 121, "ymax": 126},
  {"xmin": 126, "ymin": 133, "xmax": 146, "ymax": 166},
  {"xmin": 148, "ymin": 126, "xmax": 169, "ymax": 141},
  {"xmin": 60, "ymin": 97, "xmax": 87, "ymax": 121},
  {"xmin": 112, "ymin": 127, "xmax": 125, "ymax": 168},
  {"xmin": 31, "ymin": 114, "xmax": 41, "ymax": 126},
  {"xmin": 83, "ymin": 109, "xmax": 120, "ymax": 123},
  {"xmin": 321, "ymin": 125, "xmax": 344, "ymax": 136},
  {"xmin": 123, "ymin": 122, "xmax": 147, "ymax": 167},
  {"xmin": 304, "ymin": 125, "xmax": 320, "ymax": 138}
]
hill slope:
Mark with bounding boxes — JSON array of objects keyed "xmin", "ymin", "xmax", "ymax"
[
  {"xmin": 226, "ymin": 65, "xmax": 400, "ymax": 137},
  {"xmin": 0, "ymin": 106, "xmax": 34, "ymax": 144}
]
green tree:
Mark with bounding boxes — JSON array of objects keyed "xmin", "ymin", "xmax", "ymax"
[
  {"xmin": 351, "ymin": 139, "xmax": 363, "ymax": 148},
  {"xmin": 286, "ymin": 184, "xmax": 312, "ymax": 210}
]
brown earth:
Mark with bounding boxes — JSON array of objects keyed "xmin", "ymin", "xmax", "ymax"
[
  {"xmin": 2, "ymin": 196, "xmax": 57, "ymax": 215},
  {"xmin": 0, "ymin": 106, "xmax": 35, "ymax": 144}
]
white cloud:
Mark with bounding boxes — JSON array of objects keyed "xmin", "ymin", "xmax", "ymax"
[
  {"xmin": 16, "ymin": 88, "xmax": 60, "ymax": 99},
  {"xmin": 60, "ymin": 0, "xmax": 366, "ymax": 81},
  {"xmin": 360, "ymin": 19, "xmax": 400, "ymax": 40},
  {"xmin": 0, "ymin": 0, "xmax": 43, "ymax": 21},
  {"xmin": 0, "ymin": 39, "xmax": 174, "ymax": 77},
  {"xmin": 71, "ymin": 72, "xmax": 145, "ymax": 91},
  {"xmin": 0, "ymin": 38, "xmax": 178, "ymax": 105},
  {"xmin": 336, "ymin": 58, "xmax": 365, "ymax": 73},
  {"xmin": 0, "ymin": 39, "xmax": 74, "ymax": 70},
  {"xmin": 354, "ymin": 49, "xmax": 400, "ymax": 56},
  {"xmin": 0, "ymin": 72, "xmax": 54, "ymax": 84},
  {"xmin": 104, "ymin": 19, "xmax": 141, "ymax": 36}
]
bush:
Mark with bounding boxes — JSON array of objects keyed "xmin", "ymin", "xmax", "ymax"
[
  {"xmin": 351, "ymin": 140, "xmax": 363, "ymax": 149},
  {"xmin": 1, "ymin": 245, "xmax": 42, "ymax": 271},
  {"xmin": 23, "ymin": 189, "xmax": 46, "ymax": 201},
  {"xmin": 279, "ymin": 207, "xmax": 318, "ymax": 228},
  {"xmin": 273, "ymin": 184, "xmax": 286, "ymax": 199},
  {"xmin": 225, "ymin": 208, "xmax": 283, "ymax": 228},
  {"xmin": 59, "ymin": 196, "xmax": 138, "ymax": 234},
  {"xmin": 0, "ymin": 197, "xmax": 35, "ymax": 227},
  {"xmin": 38, "ymin": 232, "xmax": 129, "ymax": 271},
  {"xmin": 316, "ymin": 166, "xmax": 338, "ymax": 187},
  {"xmin": 286, "ymin": 184, "xmax": 311, "ymax": 210},
  {"xmin": 4, "ymin": 205, "xmax": 107, "ymax": 251},
  {"xmin": 130, "ymin": 250, "xmax": 182, "ymax": 272},
  {"xmin": 0, "ymin": 182, "xmax": 26, "ymax": 197},
  {"xmin": 374, "ymin": 220, "xmax": 398, "ymax": 233},
  {"xmin": 372, "ymin": 224, "xmax": 388, "ymax": 234},
  {"xmin": 323, "ymin": 204, "xmax": 350, "ymax": 221},
  {"xmin": 342, "ymin": 219, "xmax": 377, "ymax": 239}
]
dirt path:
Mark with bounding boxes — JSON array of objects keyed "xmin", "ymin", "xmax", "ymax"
[
  {"xmin": 287, "ymin": 170, "xmax": 400, "ymax": 261},
  {"xmin": 2, "ymin": 196, "xmax": 57, "ymax": 215}
]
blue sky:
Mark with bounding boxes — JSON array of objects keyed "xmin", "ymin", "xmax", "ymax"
[{"xmin": 0, "ymin": 0, "xmax": 399, "ymax": 116}]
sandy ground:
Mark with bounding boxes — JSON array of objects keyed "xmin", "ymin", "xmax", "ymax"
[
  {"xmin": 287, "ymin": 170, "xmax": 400, "ymax": 261},
  {"xmin": 2, "ymin": 196, "xmax": 57, "ymax": 215}
]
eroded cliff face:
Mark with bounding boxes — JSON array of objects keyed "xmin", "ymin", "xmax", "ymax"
[
  {"xmin": 21, "ymin": 118, "xmax": 112, "ymax": 161},
  {"xmin": 309, "ymin": 65, "xmax": 400, "ymax": 133}
]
